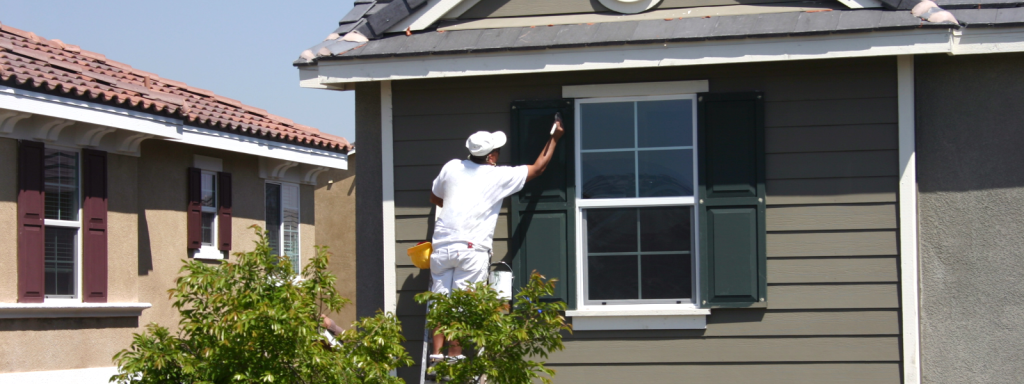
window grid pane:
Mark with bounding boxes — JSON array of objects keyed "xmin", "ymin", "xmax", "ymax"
[
  {"xmin": 45, "ymin": 227, "xmax": 76, "ymax": 297},
  {"xmin": 265, "ymin": 183, "xmax": 282, "ymax": 258},
  {"xmin": 579, "ymin": 99, "xmax": 694, "ymax": 200},
  {"xmin": 201, "ymin": 212, "xmax": 215, "ymax": 246},
  {"xmin": 282, "ymin": 184, "xmax": 300, "ymax": 274},
  {"xmin": 201, "ymin": 173, "xmax": 216, "ymax": 208},
  {"xmin": 44, "ymin": 149, "xmax": 78, "ymax": 221},
  {"xmin": 585, "ymin": 206, "xmax": 693, "ymax": 302}
]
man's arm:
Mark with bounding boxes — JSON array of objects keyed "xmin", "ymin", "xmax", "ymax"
[
  {"xmin": 430, "ymin": 192, "xmax": 443, "ymax": 208},
  {"xmin": 526, "ymin": 119, "xmax": 566, "ymax": 182}
]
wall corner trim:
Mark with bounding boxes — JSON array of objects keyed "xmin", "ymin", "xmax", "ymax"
[
  {"xmin": 897, "ymin": 54, "xmax": 922, "ymax": 384},
  {"xmin": 381, "ymin": 80, "xmax": 397, "ymax": 314}
]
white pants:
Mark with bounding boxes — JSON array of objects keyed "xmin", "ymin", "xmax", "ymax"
[{"xmin": 430, "ymin": 243, "xmax": 490, "ymax": 295}]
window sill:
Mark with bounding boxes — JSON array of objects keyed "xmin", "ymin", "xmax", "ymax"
[
  {"xmin": 0, "ymin": 302, "xmax": 152, "ymax": 319},
  {"xmin": 565, "ymin": 308, "xmax": 710, "ymax": 331}
]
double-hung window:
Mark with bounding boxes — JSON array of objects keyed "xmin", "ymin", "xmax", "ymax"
[
  {"xmin": 43, "ymin": 148, "xmax": 81, "ymax": 299},
  {"xmin": 576, "ymin": 95, "xmax": 698, "ymax": 307},
  {"xmin": 266, "ymin": 182, "xmax": 300, "ymax": 274}
]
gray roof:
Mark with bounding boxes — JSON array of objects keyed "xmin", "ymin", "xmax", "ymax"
[{"xmin": 296, "ymin": 0, "xmax": 1024, "ymax": 66}]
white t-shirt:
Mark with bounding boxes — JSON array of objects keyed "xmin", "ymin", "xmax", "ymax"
[{"xmin": 431, "ymin": 159, "xmax": 528, "ymax": 251}]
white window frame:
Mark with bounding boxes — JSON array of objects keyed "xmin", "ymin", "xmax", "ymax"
[
  {"xmin": 265, "ymin": 181, "xmax": 301, "ymax": 274},
  {"xmin": 194, "ymin": 170, "xmax": 223, "ymax": 260},
  {"xmin": 572, "ymin": 94, "xmax": 701, "ymax": 312},
  {"xmin": 42, "ymin": 144, "xmax": 83, "ymax": 302}
]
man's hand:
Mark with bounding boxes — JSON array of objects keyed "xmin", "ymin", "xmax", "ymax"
[
  {"xmin": 321, "ymin": 314, "xmax": 344, "ymax": 335},
  {"xmin": 552, "ymin": 118, "xmax": 565, "ymax": 141},
  {"xmin": 526, "ymin": 113, "xmax": 567, "ymax": 182}
]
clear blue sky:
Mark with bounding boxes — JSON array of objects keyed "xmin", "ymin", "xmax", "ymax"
[{"xmin": 0, "ymin": 0, "xmax": 358, "ymax": 141}]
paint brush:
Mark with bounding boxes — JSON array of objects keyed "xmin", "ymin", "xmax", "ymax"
[{"xmin": 550, "ymin": 112, "xmax": 562, "ymax": 136}]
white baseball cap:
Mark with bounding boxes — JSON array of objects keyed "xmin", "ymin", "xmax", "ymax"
[{"xmin": 466, "ymin": 131, "xmax": 507, "ymax": 157}]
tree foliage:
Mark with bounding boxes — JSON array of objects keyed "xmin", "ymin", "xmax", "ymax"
[
  {"xmin": 415, "ymin": 273, "xmax": 571, "ymax": 384},
  {"xmin": 111, "ymin": 226, "xmax": 412, "ymax": 384}
]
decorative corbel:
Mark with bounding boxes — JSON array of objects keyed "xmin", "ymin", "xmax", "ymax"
[
  {"xmin": 34, "ymin": 118, "xmax": 75, "ymax": 142},
  {"xmin": 271, "ymin": 161, "xmax": 299, "ymax": 179},
  {"xmin": 0, "ymin": 111, "xmax": 32, "ymax": 135},
  {"xmin": 303, "ymin": 166, "xmax": 330, "ymax": 185},
  {"xmin": 117, "ymin": 133, "xmax": 154, "ymax": 155},
  {"xmin": 77, "ymin": 126, "xmax": 117, "ymax": 147}
]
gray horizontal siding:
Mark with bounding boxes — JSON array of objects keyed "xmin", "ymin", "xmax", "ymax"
[
  {"xmin": 551, "ymin": 337, "xmax": 899, "ymax": 364},
  {"xmin": 542, "ymin": 364, "xmax": 900, "ymax": 384},
  {"xmin": 388, "ymin": 57, "xmax": 902, "ymax": 383}
]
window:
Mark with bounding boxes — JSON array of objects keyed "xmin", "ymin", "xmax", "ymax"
[
  {"xmin": 43, "ymin": 148, "xmax": 81, "ymax": 299},
  {"xmin": 576, "ymin": 95, "xmax": 698, "ymax": 307},
  {"xmin": 266, "ymin": 182, "xmax": 300, "ymax": 274},
  {"xmin": 193, "ymin": 169, "xmax": 224, "ymax": 259},
  {"xmin": 187, "ymin": 158, "xmax": 231, "ymax": 259}
]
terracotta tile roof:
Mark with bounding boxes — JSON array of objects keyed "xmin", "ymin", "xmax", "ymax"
[{"xmin": 0, "ymin": 23, "xmax": 352, "ymax": 153}]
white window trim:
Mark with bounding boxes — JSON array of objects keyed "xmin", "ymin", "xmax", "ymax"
[
  {"xmin": 570, "ymin": 91, "xmax": 705, "ymax": 329},
  {"xmin": 265, "ymin": 180, "xmax": 302, "ymax": 274},
  {"xmin": 194, "ymin": 169, "xmax": 223, "ymax": 260},
  {"xmin": 42, "ymin": 145, "xmax": 83, "ymax": 302}
]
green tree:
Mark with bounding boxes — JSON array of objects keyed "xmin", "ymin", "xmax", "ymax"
[
  {"xmin": 111, "ymin": 226, "xmax": 412, "ymax": 384},
  {"xmin": 415, "ymin": 273, "xmax": 571, "ymax": 384}
]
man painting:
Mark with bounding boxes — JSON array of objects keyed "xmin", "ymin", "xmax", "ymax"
[{"xmin": 427, "ymin": 115, "xmax": 565, "ymax": 362}]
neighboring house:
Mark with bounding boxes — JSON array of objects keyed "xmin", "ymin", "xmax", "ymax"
[
  {"xmin": 295, "ymin": 0, "xmax": 1024, "ymax": 383},
  {"xmin": 0, "ymin": 24, "xmax": 358, "ymax": 382}
]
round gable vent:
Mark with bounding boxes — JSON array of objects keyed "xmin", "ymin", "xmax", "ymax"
[{"xmin": 597, "ymin": 0, "xmax": 662, "ymax": 14}]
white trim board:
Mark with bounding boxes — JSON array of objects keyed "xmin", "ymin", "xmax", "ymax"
[
  {"xmin": 381, "ymin": 80, "xmax": 397, "ymax": 314},
  {"xmin": 563, "ymin": 80, "xmax": 708, "ymax": 98},
  {"xmin": 0, "ymin": 366, "xmax": 119, "ymax": 384},
  {"xmin": 1, "ymin": 85, "xmax": 347, "ymax": 169},
  {"xmin": 897, "ymin": 55, "xmax": 922, "ymax": 384},
  {"xmin": 0, "ymin": 85, "xmax": 180, "ymax": 138},
  {"xmin": 179, "ymin": 125, "xmax": 347, "ymax": 170},
  {"xmin": 310, "ymin": 28, "xmax": 955, "ymax": 85},
  {"xmin": 386, "ymin": 0, "xmax": 468, "ymax": 33}
]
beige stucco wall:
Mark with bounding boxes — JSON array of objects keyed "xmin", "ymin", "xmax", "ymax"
[
  {"xmin": 0, "ymin": 138, "xmax": 18, "ymax": 303},
  {"xmin": 0, "ymin": 137, "xmax": 356, "ymax": 373},
  {"xmin": 108, "ymin": 153, "xmax": 139, "ymax": 302},
  {"xmin": 316, "ymin": 154, "xmax": 358, "ymax": 327}
]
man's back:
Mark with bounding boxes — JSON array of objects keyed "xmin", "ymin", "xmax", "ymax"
[{"xmin": 431, "ymin": 159, "xmax": 527, "ymax": 250}]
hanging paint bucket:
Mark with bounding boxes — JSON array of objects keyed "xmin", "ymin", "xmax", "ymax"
[{"xmin": 489, "ymin": 262, "xmax": 514, "ymax": 301}]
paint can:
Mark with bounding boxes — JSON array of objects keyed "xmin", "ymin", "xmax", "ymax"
[{"xmin": 489, "ymin": 262, "xmax": 514, "ymax": 301}]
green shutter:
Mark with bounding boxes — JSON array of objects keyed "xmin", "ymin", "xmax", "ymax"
[
  {"xmin": 509, "ymin": 99, "xmax": 576, "ymax": 309},
  {"xmin": 697, "ymin": 92, "xmax": 767, "ymax": 308}
]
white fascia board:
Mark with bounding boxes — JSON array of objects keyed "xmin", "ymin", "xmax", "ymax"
[
  {"xmin": 0, "ymin": 367, "xmax": 120, "ymax": 384},
  {"xmin": 0, "ymin": 85, "xmax": 181, "ymax": 138},
  {"xmin": 178, "ymin": 125, "xmax": 347, "ymax": 170},
  {"xmin": 312, "ymin": 28, "xmax": 953, "ymax": 85},
  {"xmin": 442, "ymin": 0, "xmax": 482, "ymax": 19},
  {"xmin": 0, "ymin": 302, "xmax": 152, "ymax": 319},
  {"xmin": 837, "ymin": 0, "xmax": 883, "ymax": 9},
  {"xmin": 387, "ymin": 0, "xmax": 467, "ymax": 33},
  {"xmin": 951, "ymin": 26, "xmax": 1024, "ymax": 55},
  {"xmin": 1, "ymin": 85, "xmax": 346, "ymax": 169}
]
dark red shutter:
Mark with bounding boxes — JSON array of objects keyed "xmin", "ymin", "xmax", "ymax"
[
  {"xmin": 82, "ymin": 149, "xmax": 108, "ymax": 303},
  {"xmin": 217, "ymin": 172, "xmax": 232, "ymax": 252},
  {"xmin": 187, "ymin": 167, "xmax": 202, "ymax": 249},
  {"xmin": 17, "ymin": 140, "xmax": 45, "ymax": 303}
]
